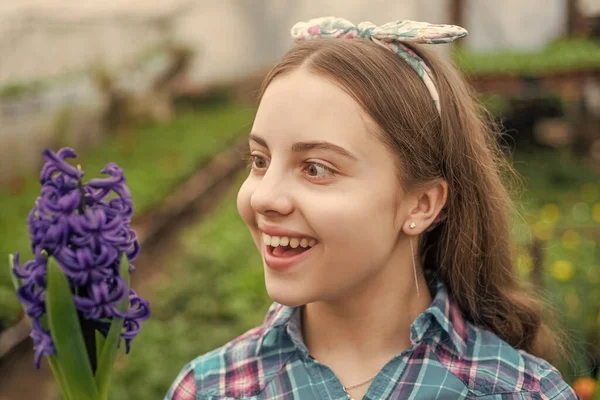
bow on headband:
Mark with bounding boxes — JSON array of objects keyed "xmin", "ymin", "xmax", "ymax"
[{"xmin": 290, "ymin": 17, "xmax": 468, "ymax": 115}]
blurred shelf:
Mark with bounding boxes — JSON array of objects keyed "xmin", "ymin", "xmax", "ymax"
[
  {"xmin": 456, "ymin": 38, "xmax": 600, "ymax": 98},
  {"xmin": 455, "ymin": 38, "xmax": 600, "ymax": 77}
]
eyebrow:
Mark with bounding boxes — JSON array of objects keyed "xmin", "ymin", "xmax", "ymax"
[{"xmin": 249, "ymin": 133, "xmax": 358, "ymax": 161}]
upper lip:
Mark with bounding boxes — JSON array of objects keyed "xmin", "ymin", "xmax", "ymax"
[{"xmin": 259, "ymin": 225, "xmax": 316, "ymax": 240}]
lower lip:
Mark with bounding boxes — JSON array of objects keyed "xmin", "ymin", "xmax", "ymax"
[{"xmin": 264, "ymin": 243, "xmax": 316, "ymax": 270}]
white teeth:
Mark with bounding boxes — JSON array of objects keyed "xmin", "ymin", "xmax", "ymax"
[
  {"xmin": 263, "ymin": 233, "xmax": 271, "ymax": 246},
  {"xmin": 271, "ymin": 236, "xmax": 280, "ymax": 247},
  {"xmin": 262, "ymin": 233, "xmax": 317, "ymax": 248}
]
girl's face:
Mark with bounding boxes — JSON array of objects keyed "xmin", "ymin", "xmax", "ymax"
[{"xmin": 237, "ymin": 68, "xmax": 411, "ymax": 307}]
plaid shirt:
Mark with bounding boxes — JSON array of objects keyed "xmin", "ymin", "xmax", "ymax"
[{"xmin": 166, "ymin": 283, "xmax": 578, "ymax": 399}]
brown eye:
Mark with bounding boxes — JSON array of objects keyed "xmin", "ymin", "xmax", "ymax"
[
  {"xmin": 306, "ymin": 164, "xmax": 319, "ymax": 176},
  {"xmin": 252, "ymin": 155, "xmax": 269, "ymax": 169},
  {"xmin": 304, "ymin": 162, "xmax": 335, "ymax": 180}
]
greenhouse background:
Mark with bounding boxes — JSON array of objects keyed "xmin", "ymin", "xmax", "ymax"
[{"xmin": 0, "ymin": 0, "xmax": 599, "ymax": 399}]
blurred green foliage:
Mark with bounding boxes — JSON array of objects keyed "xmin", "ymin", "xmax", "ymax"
[
  {"xmin": 478, "ymin": 93, "xmax": 512, "ymax": 116},
  {"xmin": 0, "ymin": 81, "xmax": 46, "ymax": 98},
  {"xmin": 511, "ymin": 149, "xmax": 600, "ymax": 382},
  {"xmin": 455, "ymin": 38, "xmax": 600, "ymax": 76},
  {"xmin": 0, "ymin": 103, "xmax": 255, "ymax": 328}
]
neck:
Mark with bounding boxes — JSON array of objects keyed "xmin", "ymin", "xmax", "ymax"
[{"xmin": 301, "ymin": 239, "xmax": 432, "ymax": 366}]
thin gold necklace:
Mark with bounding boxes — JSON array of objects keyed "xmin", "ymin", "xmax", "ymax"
[{"xmin": 342, "ymin": 373, "xmax": 378, "ymax": 400}]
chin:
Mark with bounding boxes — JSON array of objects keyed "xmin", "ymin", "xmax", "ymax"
[{"xmin": 265, "ymin": 280, "xmax": 311, "ymax": 308}]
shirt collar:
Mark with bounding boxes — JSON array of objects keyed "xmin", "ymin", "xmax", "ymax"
[
  {"xmin": 409, "ymin": 280, "xmax": 468, "ymax": 354},
  {"xmin": 257, "ymin": 280, "xmax": 468, "ymax": 358}
]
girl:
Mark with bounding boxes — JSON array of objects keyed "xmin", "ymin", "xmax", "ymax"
[{"xmin": 166, "ymin": 17, "xmax": 578, "ymax": 399}]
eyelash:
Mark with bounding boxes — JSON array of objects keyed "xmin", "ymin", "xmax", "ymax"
[{"xmin": 241, "ymin": 150, "xmax": 336, "ymax": 181}]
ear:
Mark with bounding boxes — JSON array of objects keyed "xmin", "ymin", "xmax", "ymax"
[{"xmin": 401, "ymin": 179, "xmax": 448, "ymax": 235}]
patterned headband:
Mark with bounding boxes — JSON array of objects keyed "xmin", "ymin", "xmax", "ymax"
[{"xmin": 290, "ymin": 17, "xmax": 468, "ymax": 115}]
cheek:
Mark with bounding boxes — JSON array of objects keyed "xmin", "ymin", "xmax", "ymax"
[
  {"xmin": 310, "ymin": 190, "xmax": 395, "ymax": 254},
  {"xmin": 236, "ymin": 178, "xmax": 255, "ymax": 227},
  {"xmin": 301, "ymin": 191, "xmax": 396, "ymax": 298}
]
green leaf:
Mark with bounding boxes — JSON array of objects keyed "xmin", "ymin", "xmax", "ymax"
[
  {"xmin": 95, "ymin": 252, "xmax": 131, "ymax": 400},
  {"xmin": 38, "ymin": 314, "xmax": 71, "ymax": 400},
  {"xmin": 95, "ymin": 330, "xmax": 106, "ymax": 363},
  {"xmin": 9, "ymin": 255, "xmax": 71, "ymax": 399},
  {"xmin": 47, "ymin": 356, "xmax": 72, "ymax": 400},
  {"xmin": 46, "ymin": 256, "xmax": 99, "ymax": 400},
  {"xmin": 8, "ymin": 254, "xmax": 21, "ymax": 291}
]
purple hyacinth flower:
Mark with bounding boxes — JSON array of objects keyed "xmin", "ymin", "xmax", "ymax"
[
  {"xmin": 121, "ymin": 289, "xmax": 150, "ymax": 353},
  {"xmin": 40, "ymin": 148, "xmax": 83, "ymax": 184},
  {"xmin": 13, "ymin": 253, "xmax": 47, "ymax": 314},
  {"xmin": 56, "ymin": 245, "xmax": 117, "ymax": 286},
  {"xmin": 12, "ymin": 147, "xmax": 150, "ymax": 369},
  {"xmin": 30, "ymin": 319, "xmax": 56, "ymax": 369},
  {"xmin": 73, "ymin": 278, "xmax": 127, "ymax": 320},
  {"xmin": 124, "ymin": 290, "xmax": 151, "ymax": 321},
  {"xmin": 12, "ymin": 252, "xmax": 33, "ymax": 281},
  {"xmin": 41, "ymin": 186, "xmax": 81, "ymax": 215},
  {"xmin": 16, "ymin": 285, "xmax": 46, "ymax": 319}
]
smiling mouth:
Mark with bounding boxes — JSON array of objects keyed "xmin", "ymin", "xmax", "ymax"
[{"xmin": 267, "ymin": 244, "xmax": 312, "ymax": 258}]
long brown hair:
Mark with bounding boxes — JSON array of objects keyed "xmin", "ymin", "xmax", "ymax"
[{"xmin": 256, "ymin": 38, "xmax": 565, "ymax": 364}]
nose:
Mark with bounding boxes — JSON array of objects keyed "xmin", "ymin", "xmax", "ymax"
[{"xmin": 250, "ymin": 163, "xmax": 294, "ymax": 217}]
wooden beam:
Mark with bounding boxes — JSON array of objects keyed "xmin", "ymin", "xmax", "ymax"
[
  {"xmin": 449, "ymin": 0, "xmax": 466, "ymax": 48},
  {"xmin": 567, "ymin": 0, "xmax": 590, "ymax": 36}
]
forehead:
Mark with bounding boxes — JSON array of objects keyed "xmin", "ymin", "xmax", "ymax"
[{"xmin": 252, "ymin": 68, "xmax": 374, "ymax": 152}]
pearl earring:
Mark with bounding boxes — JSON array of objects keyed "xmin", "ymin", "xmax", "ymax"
[{"xmin": 409, "ymin": 222, "xmax": 416, "ymax": 229}]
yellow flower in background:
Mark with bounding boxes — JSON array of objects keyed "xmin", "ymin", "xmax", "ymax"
[
  {"xmin": 516, "ymin": 254, "xmax": 533, "ymax": 275},
  {"xmin": 581, "ymin": 183, "xmax": 599, "ymax": 203},
  {"xmin": 593, "ymin": 203, "xmax": 600, "ymax": 223},
  {"xmin": 561, "ymin": 230, "xmax": 581, "ymax": 250},
  {"xmin": 540, "ymin": 203, "xmax": 561, "ymax": 223},
  {"xmin": 552, "ymin": 260, "xmax": 574, "ymax": 281}
]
